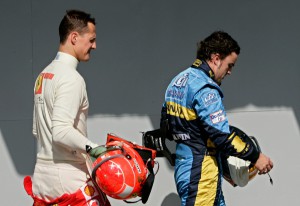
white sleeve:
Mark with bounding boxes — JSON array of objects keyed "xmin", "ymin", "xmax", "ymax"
[
  {"xmin": 32, "ymin": 106, "xmax": 37, "ymax": 138},
  {"xmin": 52, "ymin": 76, "xmax": 97, "ymax": 152}
]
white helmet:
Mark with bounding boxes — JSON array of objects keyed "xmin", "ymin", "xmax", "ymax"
[{"xmin": 222, "ymin": 126, "xmax": 260, "ymax": 187}]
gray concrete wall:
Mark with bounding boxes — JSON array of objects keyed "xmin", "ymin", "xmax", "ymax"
[{"xmin": 0, "ymin": 0, "xmax": 299, "ymax": 205}]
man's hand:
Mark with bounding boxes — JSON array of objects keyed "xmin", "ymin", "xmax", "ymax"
[
  {"xmin": 87, "ymin": 145, "xmax": 107, "ymax": 159},
  {"xmin": 254, "ymin": 153, "xmax": 274, "ymax": 175}
]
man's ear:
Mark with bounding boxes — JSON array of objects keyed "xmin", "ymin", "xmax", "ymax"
[
  {"xmin": 210, "ymin": 53, "xmax": 222, "ymax": 68},
  {"xmin": 211, "ymin": 53, "xmax": 220, "ymax": 66},
  {"xmin": 70, "ymin": 32, "xmax": 79, "ymax": 45}
]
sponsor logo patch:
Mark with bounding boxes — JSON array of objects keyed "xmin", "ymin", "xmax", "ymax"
[
  {"xmin": 80, "ymin": 180, "xmax": 99, "ymax": 201},
  {"xmin": 133, "ymin": 158, "xmax": 141, "ymax": 174},
  {"xmin": 34, "ymin": 72, "xmax": 54, "ymax": 94},
  {"xmin": 173, "ymin": 73, "xmax": 189, "ymax": 88},
  {"xmin": 166, "ymin": 102, "xmax": 197, "ymax": 121},
  {"xmin": 172, "ymin": 133, "xmax": 190, "ymax": 141},
  {"xmin": 84, "ymin": 185, "xmax": 96, "ymax": 197},
  {"xmin": 167, "ymin": 89, "xmax": 185, "ymax": 100},
  {"xmin": 210, "ymin": 110, "xmax": 226, "ymax": 124},
  {"xmin": 34, "ymin": 75, "xmax": 44, "ymax": 94},
  {"xmin": 202, "ymin": 92, "xmax": 219, "ymax": 107}
]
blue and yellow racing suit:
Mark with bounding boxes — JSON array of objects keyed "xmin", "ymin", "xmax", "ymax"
[{"xmin": 161, "ymin": 59, "xmax": 259, "ymax": 206}]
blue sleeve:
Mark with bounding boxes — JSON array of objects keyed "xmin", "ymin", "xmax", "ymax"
[
  {"xmin": 193, "ymin": 86, "xmax": 259, "ymax": 163},
  {"xmin": 193, "ymin": 86, "xmax": 230, "ymax": 143}
]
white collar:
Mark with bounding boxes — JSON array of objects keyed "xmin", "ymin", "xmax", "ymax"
[{"xmin": 54, "ymin": 52, "xmax": 79, "ymax": 69}]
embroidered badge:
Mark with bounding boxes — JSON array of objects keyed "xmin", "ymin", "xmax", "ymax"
[
  {"xmin": 202, "ymin": 92, "xmax": 219, "ymax": 107},
  {"xmin": 210, "ymin": 110, "xmax": 226, "ymax": 124},
  {"xmin": 173, "ymin": 73, "xmax": 189, "ymax": 88}
]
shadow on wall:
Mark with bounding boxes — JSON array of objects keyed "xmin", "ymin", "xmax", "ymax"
[{"xmin": 161, "ymin": 193, "xmax": 181, "ymax": 206}]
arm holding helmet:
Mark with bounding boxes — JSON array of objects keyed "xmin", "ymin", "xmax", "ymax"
[
  {"xmin": 192, "ymin": 87, "xmax": 273, "ymax": 174},
  {"xmin": 223, "ymin": 126, "xmax": 273, "ymax": 176},
  {"xmin": 147, "ymin": 85, "xmax": 273, "ymax": 176}
]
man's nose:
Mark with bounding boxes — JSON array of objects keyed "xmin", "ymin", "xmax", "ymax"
[{"xmin": 92, "ymin": 42, "xmax": 96, "ymax": 49}]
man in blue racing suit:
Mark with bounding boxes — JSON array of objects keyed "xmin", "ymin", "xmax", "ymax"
[{"xmin": 161, "ymin": 31, "xmax": 273, "ymax": 206}]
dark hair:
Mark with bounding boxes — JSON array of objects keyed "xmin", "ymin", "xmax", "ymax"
[
  {"xmin": 59, "ymin": 10, "xmax": 96, "ymax": 43},
  {"xmin": 196, "ymin": 31, "xmax": 240, "ymax": 60}
]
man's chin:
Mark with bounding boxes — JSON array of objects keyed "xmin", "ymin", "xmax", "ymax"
[{"xmin": 81, "ymin": 55, "xmax": 90, "ymax": 62}]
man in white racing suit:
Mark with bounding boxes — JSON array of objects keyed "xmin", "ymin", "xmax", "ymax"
[{"xmin": 24, "ymin": 10, "xmax": 110, "ymax": 206}]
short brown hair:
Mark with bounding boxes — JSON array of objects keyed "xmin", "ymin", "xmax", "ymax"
[
  {"xmin": 59, "ymin": 10, "xmax": 96, "ymax": 43},
  {"xmin": 196, "ymin": 31, "xmax": 240, "ymax": 60}
]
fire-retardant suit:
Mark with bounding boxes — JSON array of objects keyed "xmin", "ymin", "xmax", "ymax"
[
  {"xmin": 24, "ymin": 52, "xmax": 110, "ymax": 206},
  {"xmin": 161, "ymin": 59, "xmax": 259, "ymax": 206}
]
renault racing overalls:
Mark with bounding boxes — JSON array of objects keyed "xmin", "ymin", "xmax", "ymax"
[{"xmin": 161, "ymin": 59, "xmax": 259, "ymax": 206}]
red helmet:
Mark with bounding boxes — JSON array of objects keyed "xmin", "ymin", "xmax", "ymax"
[{"xmin": 89, "ymin": 134, "xmax": 157, "ymax": 203}]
